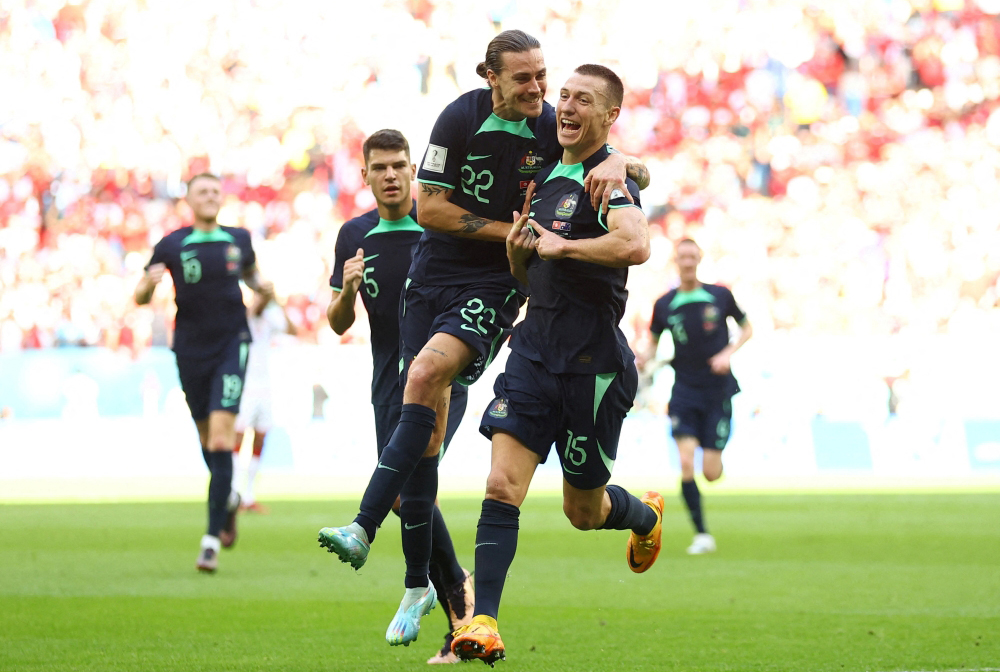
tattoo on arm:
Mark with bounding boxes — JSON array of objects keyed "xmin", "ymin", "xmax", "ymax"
[
  {"xmin": 420, "ymin": 183, "xmax": 450, "ymax": 197},
  {"xmin": 625, "ymin": 160, "xmax": 650, "ymax": 190},
  {"xmin": 458, "ymin": 214, "xmax": 491, "ymax": 233},
  {"xmin": 421, "ymin": 347, "xmax": 449, "ymax": 357}
]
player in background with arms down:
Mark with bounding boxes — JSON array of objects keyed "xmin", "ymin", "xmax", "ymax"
[
  {"xmin": 326, "ymin": 129, "xmax": 474, "ymax": 663},
  {"xmin": 317, "ymin": 30, "xmax": 649, "ymax": 649},
  {"xmin": 232, "ymin": 287, "xmax": 296, "ymax": 514},
  {"xmin": 452, "ymin": 64, "xmax": 662, "ymax": 666},
  {"xmin": 135, "ymin": 173, "xmax": 272, "ymax": 572},
  {"xmin": 648, "ymin": 239, "xmax": 752, "ymax": 554}
]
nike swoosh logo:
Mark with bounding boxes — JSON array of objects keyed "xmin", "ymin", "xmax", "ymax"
[
  {"xmin": 628, "ymin": 546, "xmax": 643, "ymax": 569},
  {"xmin": 466, "ymin": 153, "xmax": 491, "ymax": 161},
  {"xmin": 363, "ymin": 254, "xmax": 380, "ymax": 262},
  {"xmin": 562, "ymin": 467, "xmax": 583, "ymax": 475},
  {"xmin": 376, "ymin": 462, "xmax": 399, "ymax": 472},
  {"xmin": 404, "ymin": 522, "xmax": 428, "ymax": 530},
  {"xmin": 531, "ymin": 198, "xmax": 542, "ymax": 204},
  {"xmin": 475, "ymin": 542, "xmax": 499, "ymax": 549}
]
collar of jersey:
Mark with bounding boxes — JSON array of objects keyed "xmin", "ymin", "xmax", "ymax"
[
  {"xmin": 181, "ymin": 227, "xmax": 236, "ymax": 246},
  {"xmin": 365, "ymin": 215, "xmax": 423, "ymax": 237},
  {"xmin": 669, "ymin": 286, "xmax": 715, "ymax": 309},
  {"xmin": 475, "ymin": 114, "xmax": 535, "ymax": 139}
]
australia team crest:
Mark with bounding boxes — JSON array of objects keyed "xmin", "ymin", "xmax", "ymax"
[
  {"xmin": 555, "ymin": 193, "xmax": 578, "ymax": 219},
  {"xmin": 226, "ymin": 244, "xmax": 242, "ymax": 274},
  {"xmin": 518, "ymin": 150, "xmax": 544, "ymax": 174}
]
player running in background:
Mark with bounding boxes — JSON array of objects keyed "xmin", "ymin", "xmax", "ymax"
[
  {"xmin": 135, "ymin": 172, "xmax": 272, "ymax": 573},
  {"xmin": 326, "ymin": 129, "xmax": 474, "ymax": 664},
  {"xmin": 452, "ymin": 64, "xmax": 662, "ymax": 666},
  {"xmin": 649, "ymin": 239, "xmax": 752, "ymax": 554},
  {"xmin": 317, "ymin": 29, "xmax": 649, "ymax": 650},
  {"xmin": 232, "ymin": 288, "xmax": 296, "ymax": 515}
]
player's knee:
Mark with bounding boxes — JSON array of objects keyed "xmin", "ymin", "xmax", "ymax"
[
  {"xmin": 484, "ymin": 471, "xmax": 526, "ymax": 507},
  {"xmin": 563, "ymin": 501, "xmax": 602, "ymax": 531},
  {"xmin": 405, "ymin": 359, "xmax": 449, "ymax": 402},
  {"xmin": 703, "ymin": 466, "xmax": 723, "ymax": 482}
]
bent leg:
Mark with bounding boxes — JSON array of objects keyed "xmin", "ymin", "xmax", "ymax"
[{"xmin": 702, "ymin": 448, "xmax": 724, "ymax": 481}]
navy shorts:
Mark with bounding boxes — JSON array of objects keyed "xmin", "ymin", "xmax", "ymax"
[
  {"xmin": 669, "ymin": 382, "xmax": 735, "ymax": 450},
  {"xmin": 175, "ymin": 333, "xmax": 250, "ymax": 422},
  {"xmin": 400, "ymin": 280, "xmax": 524, "ymax": 386},
  {"xmin": 373, "ymin": 385, "xmax": 469, "ymax": 458},
  {"xmin": 480, "ymin": 350, "xmax": 638, "ymax": 490}
]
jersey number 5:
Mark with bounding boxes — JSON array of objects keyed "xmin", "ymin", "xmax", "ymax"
[
  {"xmin": 363, "ymin": 266, "xmax": 379, "ymax": 298},
  {"xmin": 461, "ymin": 167, "xmax": 494, "ymax": 204}
]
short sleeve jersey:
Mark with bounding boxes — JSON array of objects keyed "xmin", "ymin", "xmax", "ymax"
[
  {"xmin": 509, "ymin": 145, "xmax": 642, "ymax": 375},
  {"xmin": 330, "ymin": 205, "xmax": 424, "ymax": 406},
  {"xmin": 413, "ymin": 88, "xmax": 561, "ymax": 287},
  {"xmin": 650, "ymin": 283, "xmax": 746, "ymax": 389},
  {"xmin": 147, "ymin": 225, "xmax": 255, "ymax": 359}
]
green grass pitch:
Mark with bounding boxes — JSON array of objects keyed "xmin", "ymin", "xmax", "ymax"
[{"xmin": 1, "ymin": 493, "xmax": 998, "ymax": 671}]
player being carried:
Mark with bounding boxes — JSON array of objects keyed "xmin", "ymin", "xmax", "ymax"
[
  {"xmin": 326, "ymin": 129, "xmax": 474, "ymax": 664},
  {"xmin": 135, "ymin": 172, "xmax": 272, "ymax": 573},
  {"xmin": 649, "ymin": 239, "xmax": 752, "ymax": 554},
  {"xmin": 451, "ymin": 64, "xmax": 663, "ymax": 666},
  {"xmin": 317, "ymin": 29, "xmax": 649, "ymax": 650}
]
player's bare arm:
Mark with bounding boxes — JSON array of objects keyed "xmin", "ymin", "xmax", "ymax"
[
  {"xmin": 709, "ymin": 318, "xmax": 753, "ymax": 375},
  {"xmin": 327, "ymin": 248, "xmax": 365, "ymax": 335},
  {"xmin": 417, "ymin": 182, "xmax": 511, "ymax": 242},
  {"xmin": 134, "ymin": 263, "xmax": 165, "ymax": 305},
  {"xmin": 532, "ymin": 205, "xmax": 649, "ymax": 268},
  {"xmin": 583, "ymin": 152, "xmax": 650, "ymax": 214},
  {"xmin": 241, "ymin": 264, "xmax": 273, "ymax": 296}
]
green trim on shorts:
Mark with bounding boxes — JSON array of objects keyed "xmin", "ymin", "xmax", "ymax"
[{"xmin": 594, "ymin": 371, "xmax": 617, "ymax": 422}]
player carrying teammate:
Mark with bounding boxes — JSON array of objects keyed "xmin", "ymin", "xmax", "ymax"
[
  {"xmin": 135, "ymin": 172, "xmax": 272, "ymax": 572},
  {"xmin": 649, "ymin": 239, "xmax": 752, "ymax": 554},
  {"xmin": 326, "ymin": 129, "xmax": 474, "ymax": 663},
  {"xmin": 451, "ymin": 64, "xmax": 662, "ymax": 666},
  {"xmin": 232, "ymin": 289, "xmax": 296, "ymax": 514},
  {"xmin": 317, "ymin": 30, "xmax": 649, "ymax": 649}
]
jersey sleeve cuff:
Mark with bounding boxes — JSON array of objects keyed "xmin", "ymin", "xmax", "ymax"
[{"xmin": 418, "ymin": 179, "xmax": 456, "ymax": 189}]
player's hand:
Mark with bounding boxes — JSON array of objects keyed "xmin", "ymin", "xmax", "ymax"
[
  {"xmin": 520, "ymin": 180, "xmax": 536, "ymax": 216},
  {"xmin": 256, "ymin": 280, "xmax": 275, "ymax": 298},
  {"xmin": 528, "ymin": 220, "xmax": 567, "ymax": 261},
  {"xmin": 342, "ymin": 248, "xmax": 365, "ymax": 292},
  {"xmin": 584, "ymin": 153, "xmax": 633, "ymax": 215},
  {"xmin": 709, "ymin": 350, "xmax": 732, "ymax": 375},
  {"xmin": 507, "ymin": 210, "xmax": 537, "ymax": 267},
  {"xmin": 146, "ymin": 263, "xmax": 166, "ymax": 284}
]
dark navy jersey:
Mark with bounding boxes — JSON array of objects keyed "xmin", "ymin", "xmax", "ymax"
[
  {"xmin": 650, "ymin": 283, "xmax": 747, "ymax": 389},
  {"xmin": 413, "ymin": 88, "xmax": 561, "ymax": 287},
  {"xmin": 147, "ymin": 225, "xmax": 255, "ymax": 359},
  {"xmin": 330, "ymin": 204, "xmax": 423, "ymax": 406},
  {"xmin": 509, "ymin": 145, "xmax": 642, "ymax": 375}
]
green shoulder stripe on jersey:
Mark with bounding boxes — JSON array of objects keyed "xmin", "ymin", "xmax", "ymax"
[
  {"xmin": 419, "ymin": 179, "xmax": 456, "ymax": 189},
  {"xmin": 181, "ymin": 227, "xmax": 236, "ymax": 246},
  {"xmin": 597, "ymin": 203, "xmax": 640, "ymax": 232},
  {"xmin": 669, "ymin": 287, "xmax": 716, "ymax": 309},
  {"xmin": 543, "ymin": 161, "xmax": 585, "ymax": 187},
  {"xmin": 364, "ymin": 216, "xmax": 423, "ymax": 238},
  {"xmin": 475, "ymin": 114, "xmax": 535, "ymax": 139}
]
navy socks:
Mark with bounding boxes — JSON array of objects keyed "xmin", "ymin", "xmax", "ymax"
[
  {"xmin": 400, "ymin": 456, "xmax": 438, "ymax": 588},
  {"xmin": 681, "ymin": 479, "xmax": 706, "ymax": 533},
  {"xmin": 206, "ymin": 451, "xmax": 233, "ymax": 536},
  {"xmin": 472, "ymin": 499, "xmax": 520, "ymax": 620},
  {"xmin": 355, "ymin": 403, "xmax": 437, "ymax": 542},
  {"xmin": 601, "ymin": 484, "xmax": 657, "ymax": 535}
]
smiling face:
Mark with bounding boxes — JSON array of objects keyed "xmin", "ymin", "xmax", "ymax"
[
  {"xmin": 185, "ymin": 175, "xmax": 222, "ymax": 223},
  {"xmin": 488, "ymin": 48, "xmax": 546, "ymax": 120},
  {"xmin": 363, "ymin": 148, "xmax": 413, "ymax": 208},
  {"xmin": 555, "ymin": 73, "xmax": 619, "ymax": 155}
]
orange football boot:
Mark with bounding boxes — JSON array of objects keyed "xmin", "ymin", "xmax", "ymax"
[
  {"xmin": 451, "ymin": 615, "xmax": 505, "ymax": 667},
  {"xmin": 626, "ymin": 491, "xmax": 664, "ymax": 573}
]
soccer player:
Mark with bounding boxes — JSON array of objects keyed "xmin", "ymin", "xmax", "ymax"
[
  {"xmin": 135, "ymin": 172, "xmax": 272, "ymax": 573},
  {"xmin": 232, "ymin": 289, "xmax": 296, "ymax": 515},
  {"xmin": 649, "ymin": 238, "xmax": 752, "ymax": 554},
  {"xmin": 317, "ymin": 30, "xmax": 649, "ymax": 649},
  {"xmin": 326, "ymin": 129, "xmax": 474, "ymax": 663},
  {"xmin": 451, "ymin": 64, "xmax": 662, "ymax": 666}
]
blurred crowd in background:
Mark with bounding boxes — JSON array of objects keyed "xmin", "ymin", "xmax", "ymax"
[{"xmin": 1, "ymin": 0, "xmax": 999, "ymax": 357}]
